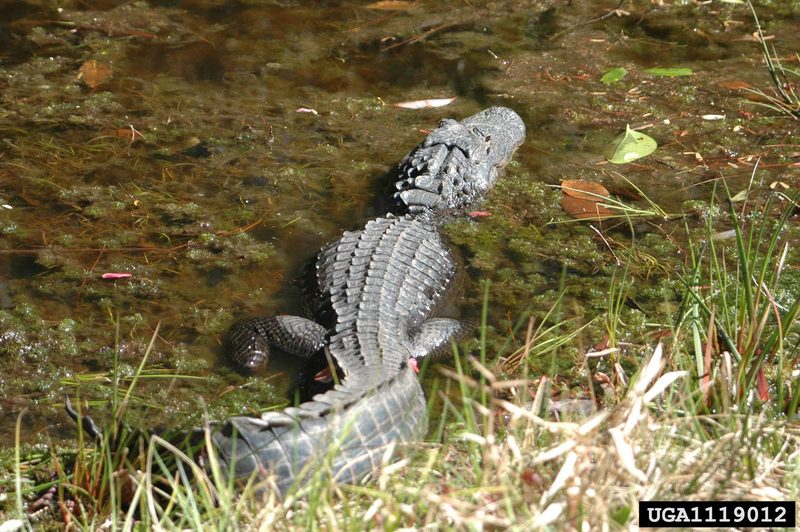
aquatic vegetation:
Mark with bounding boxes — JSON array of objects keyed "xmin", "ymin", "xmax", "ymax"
[
  {"xmin": 606, "ymin": 125, "xmax": 658, "ymax": 165},
  {"xmin": 676, "ymin": 180, "xmax": 800, "ymax": 422},
  {"xmin": 744, "ymin": 3, "xmax": 800, "ymax": 118}
]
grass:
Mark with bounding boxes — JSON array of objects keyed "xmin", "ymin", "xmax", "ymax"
[
  {"xmin": 4, "ymin": 177, "xmax": 799, "ymax": 529},
  {"xmin": 676, "ymin": 178, "xmax": 800, "ymax": 424},
  {"xmin": 745, "ymin": 2, "xmax": 800, "ymax": 118}
]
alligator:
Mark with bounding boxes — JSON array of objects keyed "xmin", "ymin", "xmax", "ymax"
[
  {"xmin": 215, "ymin": 106, "xmax": 525, "ymax": 495},
  {"xmin": 67, "ymin": 106, "xmax": 526, "ymax": 496}
]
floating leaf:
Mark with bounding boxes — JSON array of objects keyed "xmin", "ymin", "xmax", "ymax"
[
  {"xmin": 600, "ymin": 67, "xmax": 627, "ymax": 85},
  {"xmin": 607, "ymin": 125, "xmax": 657, "ymax": 164},
  {"xmin": 561, "ymin": 196, "xmax": 616, "ymax": 220},
  {"xmin": 393, "ymin": 97, "xmax": 456, "ymax": 109},
  {"xmin": 78, "ymin": 60, "xmax": 113, "ymax": 89},
  {"xmin": 644, "ymin": 67, "xmax": 692, "ymax": 77},
  {"xmin": 560, "ymin": 180, "xmax": 615, "ymax": 220},
  {"xmin": 561, "ymin": 180, "xmax": 610, "ymax": 201}
]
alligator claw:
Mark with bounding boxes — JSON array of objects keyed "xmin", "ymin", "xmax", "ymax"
[{"xmin": 65, "ymin": 397, "xmax": 103, "ymax": 441}]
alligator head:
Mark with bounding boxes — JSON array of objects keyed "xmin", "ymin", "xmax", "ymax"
[{"xmin": 394, "ymin": 106, "xmax": 526, "ymax": 215}]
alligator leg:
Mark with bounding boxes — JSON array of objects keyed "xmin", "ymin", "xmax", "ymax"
[
  {"xmin": 225, "ymin": 315, "xmax": 327, "ymax": 372},
  {"xmin": 409, "ymin": 318, "xmax": 472, "ymax": 360}
]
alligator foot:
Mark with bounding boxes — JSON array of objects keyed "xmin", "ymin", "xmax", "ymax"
[{"xmin": 225, "ymin": 315, "xmax": 327, "ymax": 371}]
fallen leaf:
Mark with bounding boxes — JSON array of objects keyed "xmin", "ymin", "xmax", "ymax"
[
  {"xmin": 102, "ymin": 272, "xmax": 132, "ymax": 279},
  {"xmin": 393, "ymin": 97, "xmax": 456, "ymax": 109},
  {"xmin": 561, "ymin": 180, "xmax": 610, "ymax": 201},
  {"xmin": 110, "ymin": 127, "xmax": 144, "ymax": 143},
  {"xmin": 560, "ymin": 180, "xmax": 616, "ymax": 220},
  {"xmin": 467, "ymin": 211, "xmax": 491, "ymax": 218},
  {"xmin": 561, "ymin": 196, "xmax": 615, "ymax": 220},
  {"xmin": 607, "ymin": 125, "xmax": 657, "ymax": 164},
  {"xmin": 366, "ymin": 0, "xmax": 416, "ymax": 9},
  {"xmin": 719, "ymin": 80, "xmax": 753, "ymax": 90},
  {"xmin": 730, "ymin": 189, "xmax": 750, "ymax": 202},
  {"xmin": 78, "ymin": 60, "xmax": 113, "ymax": 89}
]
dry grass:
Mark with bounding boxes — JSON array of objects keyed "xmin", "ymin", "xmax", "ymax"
[{"xmin": 3, "ymin": 335, "xmax": 799, "ymax": 530}]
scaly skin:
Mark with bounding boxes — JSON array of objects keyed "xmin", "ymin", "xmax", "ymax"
[{"xmin": 210, "ymin": 107, "xmax": 526, "ymax": 495}]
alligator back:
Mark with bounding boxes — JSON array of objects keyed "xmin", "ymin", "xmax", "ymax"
[{"xmin": 316, "ymin": 214, "xmax": 457, "ymax": 376}]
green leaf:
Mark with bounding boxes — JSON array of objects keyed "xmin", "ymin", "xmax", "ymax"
[
  {"xmin": 645, "ymin": 67, "xmax": 693, "ymax": 77},
  {"xmin": 601, "ymin": 67, "xmax": 628, "ymax": 85},
  {"xmin": 607, "ymin": 125, "xmax": 657, "ymax": 164}
]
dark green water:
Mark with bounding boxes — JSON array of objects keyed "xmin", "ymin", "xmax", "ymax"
[{"xmin": 1, "ymin": 0, "xmax": 799, "ymax": 447}]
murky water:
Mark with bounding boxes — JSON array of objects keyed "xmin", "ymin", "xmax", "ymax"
[{"xmin": 1, "ymin": 0, "xmax": 799, "ymax": 447}]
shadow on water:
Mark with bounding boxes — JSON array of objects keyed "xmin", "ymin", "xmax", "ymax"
[{"xmin": 1, "ymin": 0, "xmax": 799, "ymax": 446}]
